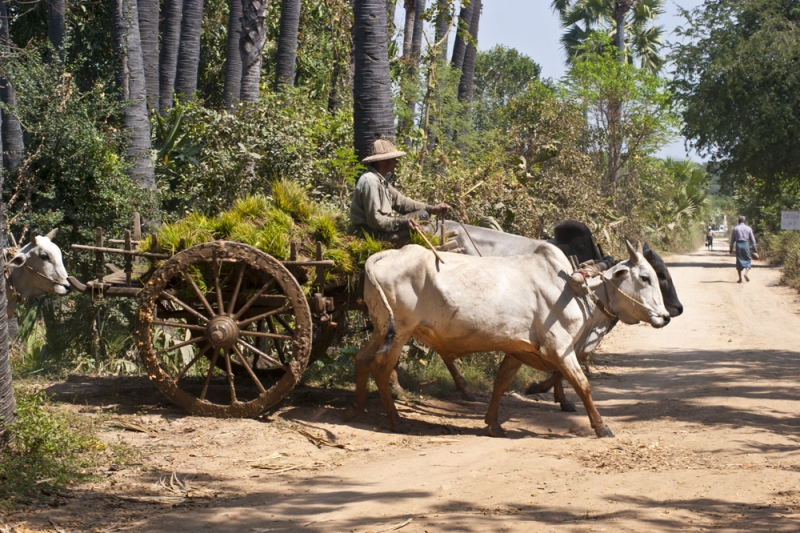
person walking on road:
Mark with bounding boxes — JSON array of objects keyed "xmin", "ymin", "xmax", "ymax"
[
  {"xmin": 706, "ymin": 227, "xmax": 714, "ymax": 250},
  {"xmin": 729, "ymin": 216, "xmax": 758, "ymax": 283}
]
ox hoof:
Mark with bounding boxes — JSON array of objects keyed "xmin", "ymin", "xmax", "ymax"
[
  {"xmin": 342, "ymin": 404, "xmax": 363, "ymax": 422},
  {"xmin": 487, "ymin": 425, "xmax": 507, "ymax": 438},
  {"xmin": 391, "ymin": 421, "xmax": 411, "ymax": 434},
  {"xmin": 560, "ymin": 400, "xmax": 577, "ymax": 413},
  {"xmin": 594, "ymin": 426, "xmax": 615, "ymax": 438},
  {"xmin": 461, "ymin": 391, "xmax": 478, "ymax": 402},
  {"xmin": 525, "ymin": 381, "xmax": 553, "ymax": 395},
  {"xmin": 391, "ymin": 383, "xmax": 406, "ymax": 395}
]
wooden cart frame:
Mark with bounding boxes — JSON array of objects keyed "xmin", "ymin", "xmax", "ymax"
[{"xmin": 68, "ymin": 215, "xmax": 344, "ymax": 418}]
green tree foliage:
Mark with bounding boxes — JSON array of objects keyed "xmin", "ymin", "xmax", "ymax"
[{"xmin": 671, "ymin": 0, "xmax": 800, "ymax": 197}]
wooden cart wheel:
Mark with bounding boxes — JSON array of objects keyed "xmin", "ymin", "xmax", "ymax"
[{"xmin": 135, "ymin": 241, "xmax": 312, "ymax": 417}]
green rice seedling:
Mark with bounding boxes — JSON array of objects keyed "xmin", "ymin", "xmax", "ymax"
[
  {"xmin": 324, "ymin": 247, "xmax": 355, "ymax": 275},
  {"xmin": 231, "ymin": 194, "xmax": 271, "ymax": 220},
  {"xmin": 346, "ymin": 233, "xmax": 385, "ymax": 269},
  {"xmin": 272, "ymin": 179, "xmax": 313, "ymax": 222},
  {"xmin": 256, "ymin": 224, "xmax": 291, "ymax": 259},
  {"xmin": 213, "ymin": 211, "xmax": 241, "ymax": 239},
  {"xmin": 157, "ymin": 214, "xmax": 215, "ymax": 253},
  {"xmin": 228, "ymin": 221, "xmax": 260, "ymax": 246},
  {"xmin": 309, "ymin": 211, "xmax": 344, "ymax": 247},
  {"xmin": 264, "ymin": 206, "xmax": 295, "ymax": 231},
  {"xmin": 409, "ymin": 229, "xmax": 442, "ymax": 247}
]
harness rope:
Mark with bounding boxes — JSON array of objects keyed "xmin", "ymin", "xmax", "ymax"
[{"xmin": 457, "ymin": 221, "xmax": 483, "ymax": 257}]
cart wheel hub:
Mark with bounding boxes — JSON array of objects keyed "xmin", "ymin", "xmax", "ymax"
[{"xmin": 206, "ymin": 316, "xmax": 239, "ymax": 349}]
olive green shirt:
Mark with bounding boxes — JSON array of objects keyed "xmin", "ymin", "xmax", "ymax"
[{"xmin": 350, "ymin": 166, "xmax": 431, "ymax": 233}]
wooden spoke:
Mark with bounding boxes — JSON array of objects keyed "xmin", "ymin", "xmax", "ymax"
[
  {"xmin": 273, "ymin": 314, "xmax": 295, "ymax": 335},
  {"xmin": 267, "ymin": 317, "xmax": 286, "ymax": 364},
  {"xmin": 154, "ymin": 336, "xmax": 203, "ymax": 357},
  {"xmin": 212, "ymin": 259, "xmax": 225, "ymax": 313},
  {"xmin": 173, "ymin": 343, "xmax": 212, "ymax": 383},
  {"xmin": 200, "ymin": 348, "xmax": 220, "ymax": 401},
  {"xmin": 236, "ymin": 304, "xmax": 291, "ymax": 328},
  {"xmin": 223, "ymin": 349, "xmax": 237, "ymax": 404},
  {"xmin": 238, "ymin": 339, "xmax": 289, "ymax": 372},
  {"xmin": 233, "ymin": 279, "xmax": 275, "ymax": 320},
  {"xmin": 162, "ymin": 292, "xmax": 210, "ymax": 323},
  {"xmin": 232, "ymin": 345, "xmax": 267, "ymax": 394},
  {"xmin": 151, "ymin": 320, "xmax": 206, "ymax": 332},
  {"xmin": 238, "ymin": 330, "xmax": 293, "ymax": 341},
  {"xmin": 228, "ymin": 263, "xmax": 247, "ymax": 315},
  {"xmin": 185, "ymin": 271, "xmax": 216, "ymax": 318}
]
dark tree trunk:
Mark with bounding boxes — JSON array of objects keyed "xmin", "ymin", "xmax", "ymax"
[
  {"xmin": 402, "ymin": 0, "xmax": 415, "ymax": 58},
  {"xmin": 0, "ymin": 1, "xmax": 24, "ymax": 173},
  {"xmin": 174, "ymin": 0, "xmax": 204, "ymax": 102},
  {"xmin": 138, "ymin": 0, "xmax": 160, "ymax": 109},
  {"xmin": 353, "ymin": 0, "xmax": 395, "ymax": 161},
  {"xmin": 403, "ymin": 0, "xmax": 426, "ymax": 125},
  {"xmin": 222, "ymin": 0, "xmax": 243, "ymax": 109},
  {"xmin": 0, "ymin": 107, "xmax": 11, "ymax": 435},
  {"xmin": 47, "ymin": 0, "xmax": 66, "ymax": 59},
  {"xmin": 274, "ymin": 0, "xmax": 300, "ymax": 89},
  {"xmin": 239, "ymin": 0, "xmax": 268, "ymax": 102},
  {"xmin": 434, "ymin": 0, "xmax": 450, "ymax": 61},
  {"xmin": 457, "ymin": 0, "xmax": 480, "ymax": 103},
  {"xmin": 450, "ymin": 0, "xmax": 475, "ymax": 71},
  {"xmin": 613, "ymin": 0, "xmax": 633, "ymax": 60},
  {"xmin": 159, "ymin": 0, "xmax": 183, "ymax": 113},
  {"xmin": 111, "ymin": 0, "xmax": 156, "ymax": 188}
]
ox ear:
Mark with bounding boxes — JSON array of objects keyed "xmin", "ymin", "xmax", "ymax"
[
  {"xmin": 10, "ymin": 255, "xmax": 25, "ymax": 267},
  {"xmin": 625, "ymin": 240, "xmax": 640, "ymax": 265},
  {"xmin": 45, "ymin": 228, "xmax": 58, "ymax": 240},
  {"xmin": 613, "ymin": 266, "xmax": 629, "ymax": 279}
]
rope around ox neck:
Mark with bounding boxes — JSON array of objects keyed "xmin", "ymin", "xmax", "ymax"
[{"xmin": 601, "ymin": 273, "xmax": 658, "ymax": 320}]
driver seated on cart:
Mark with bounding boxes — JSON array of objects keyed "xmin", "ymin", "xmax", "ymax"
[{"xmin": 350, "ymin": 139, "xmax": 450, "ymax": 245}]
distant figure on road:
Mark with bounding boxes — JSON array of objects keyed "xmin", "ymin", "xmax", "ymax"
[
  {"xmin": 729, "ymin": 216, "xmax": 758, "ymax": 283},
  {"xmin": 706, "ymin": 227, "xmax": 714, "ymax": 250}
]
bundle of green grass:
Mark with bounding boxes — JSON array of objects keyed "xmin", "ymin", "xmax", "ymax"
[{"xmin": 139, "ymin": 180, "xmax": 416, "ymax": 287}]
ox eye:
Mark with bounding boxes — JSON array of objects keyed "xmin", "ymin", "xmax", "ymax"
[
  {"xmin": 641, "ymin": 275, "xmax": 651, "ymax": 284},
  {"xmin": 39, "ymin": 252, "xmax": 49, "ymax": 261}
]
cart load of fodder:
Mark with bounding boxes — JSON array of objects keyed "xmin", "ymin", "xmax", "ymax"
[{"xmin": 138, "ymin": 180, "xmax": 435, "ymax": 289}]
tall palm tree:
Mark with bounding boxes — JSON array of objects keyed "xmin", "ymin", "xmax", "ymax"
[
  {"xmin": 274, "ymin": 0, "xmax": 300, "ymax": 89},
  {"xmin": 111, "ymin": 0, "xmax": 156, "ymax": 188},
  {"xmin": 402, "ymin": 0, "xmax": 426, "ymax": 127},
  {"xmin": 450, "ymin": 0, "xmax": 476, "ymax": 71},
  {"xmin": 223, "ymin": 0, "xmax": 243, "ymax": 108},
  {"xmin": 174, "ymin": 0, "xmax": 204, "ymax": 102},
  {"xmin": 0, "ymin": 0, "xmax": 24, "ymax": 173},
  {"xmin": 0, "ymin": 108, "xmax": 12, "ymax": 434},
  {"xmin": 353, "ymin": 0, "xmax": 395, "ymax": 160},
  {"xmin": 159, "ymin": 0, "xmax": 183, "ymax": 113},
  {"xmin": 47, "ymin": 0, "xmax": 66, "ymax": 60},
  {"xmin": 457, "ymin": 0, "xmax": 480, "ymax": 102},
  {"xmin": 239, "ymin": 0, "xmax": 269, "ymax": 102},
  {"xmin": 553, "ymin": 0, "xmax": 665, "ymax": 73},
  {"xmin": 435, "ymin": 0, "xmax": 451, "ymax": 61},
  {"xmin": 402, "ymin": 0, "xmax": 415, "ymax": 58},
  {"xmin": 138, "ymin": 0, "xmax": 160, "ymax": 109}
]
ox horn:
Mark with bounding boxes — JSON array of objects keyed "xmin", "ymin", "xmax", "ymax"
[
  {"xmin": 45, "ymin": 228, "xmax": 58, "ymax": 240},
  {"xmin": 625, "ymin": 240, "xmax": 640, "ymax": 265}
]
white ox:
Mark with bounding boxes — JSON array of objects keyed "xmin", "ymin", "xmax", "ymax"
[
  {"xmin": 345, "ymin": 241, "xmax": 669, "ymax": 438},
  {"xmin": 5, "ymin": 229, "xmax": 71, "ymax": 318}
]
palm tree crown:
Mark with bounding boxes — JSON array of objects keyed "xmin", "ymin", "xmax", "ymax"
[{"xmin": 553, "ymin": 0, "xmax": 666, "ymax": 74}]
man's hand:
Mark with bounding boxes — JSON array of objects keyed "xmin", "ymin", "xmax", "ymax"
[{"xmin": 430, "ymin": 203, "xmax": 451, "ymax": 216}]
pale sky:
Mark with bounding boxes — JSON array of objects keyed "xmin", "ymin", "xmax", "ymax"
[{"xmin": 398, "ymin": 0, "xmax": 708, "ymax": 161}]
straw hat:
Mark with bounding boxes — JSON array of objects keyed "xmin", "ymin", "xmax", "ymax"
[{"xmin": 361, "ymin": 139, "xmax": 407, "ymax": 164}]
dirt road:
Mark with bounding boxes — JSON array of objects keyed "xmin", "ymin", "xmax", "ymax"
[{"xmin": 7, "ymin": 247, "xmax": 800, "ymax": 532}]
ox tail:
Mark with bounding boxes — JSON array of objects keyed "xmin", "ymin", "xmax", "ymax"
[{"xmin": 364, "ymin": 252, "xmax": 395, "ymax": 354}]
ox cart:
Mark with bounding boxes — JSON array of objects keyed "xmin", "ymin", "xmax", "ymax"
[{"xmin": 68, "ymin": 215, "xmax": 351, "ymax": 418}]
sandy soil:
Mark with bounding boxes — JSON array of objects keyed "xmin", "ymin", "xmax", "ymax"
[{"xmin": 4, "ymin": 246, "xmax": 800, "ymax": 532}]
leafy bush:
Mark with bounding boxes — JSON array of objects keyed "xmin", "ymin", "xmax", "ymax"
[
  {"xmin": 0, "ymin": 387, "xmax": 103, "ymax": 505},
  {"xmin": 762, "ymin": 231, "xmax": 800, "ymax": 292}
]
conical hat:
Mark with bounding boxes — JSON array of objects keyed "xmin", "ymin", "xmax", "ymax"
[{"xmin": 361, "ymin": 139, "xmax": 407, "ymax": 163}]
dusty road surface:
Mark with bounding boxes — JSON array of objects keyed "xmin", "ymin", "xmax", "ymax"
[{"xmin": 5, "ymin": 246, "xmax": 800, "ymax": 532}]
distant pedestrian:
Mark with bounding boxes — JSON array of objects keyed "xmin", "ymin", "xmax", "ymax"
[
  {"xmin": 706, "ymin": 227, "xmax": 714, "ymax": 250},
  {"xmin": 729, "ymin": 216, "xmax": 758, "ymax": 283}
]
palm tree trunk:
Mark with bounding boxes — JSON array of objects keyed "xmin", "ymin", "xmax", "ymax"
[
  {"xmin": 404, "ymin": 0, "xmax": 426, "ymax": 123},
  {"xmin": 450, "ymin": 0, "xmax": 475, "ymax": 71},
  {"xmin": 159, "ymin": 0, "xmax": 183, "ymax": 113},
  {"xmin": 0, "ymin": 109, "xmax": 11, "ymax": 435},
  {"xmin": 47, "ymin": 0, "xmax": 66, "ymax": 60},
  {"xmin": 174, "ymin": 0, "xmax": 204, "ymax": 102},
  {"xmin": 353, "ymin": 0, "xmax": 395, "ymax": 161},
  {"xmin": 402, "ymin": 0, "xmax": 415, "ymax": 58},
  {"xmin": 457, "ymin": 0, "xmax": 479, "ymax": 102},
  {"xmin": 138, "ymin": 0, "xmax": 160, "ymax": 109},
  {"xmin": 274, "ymin": 0, "xmax": 300, "ymax": 89},
  {"xmin": 613, "ymin": 0, "xmax": 633, "ymax": 60},
  {"xmin": 111, "ymin": 0, "xmax": 156, "ymax": 189},
  {"xmin": 240, "ymin": 0, "xmax": 269, "ymax": 102},
  {"xmin": 435, "ymin": 0, "xmax": 450, "ymax": 61},
  {"xmin": 0, "ymin": 1, "xmax": 24, "ymax": 173},
  {"xmin": 223, "ymin": 0, "xmax": 243, "ymax": 109}
]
